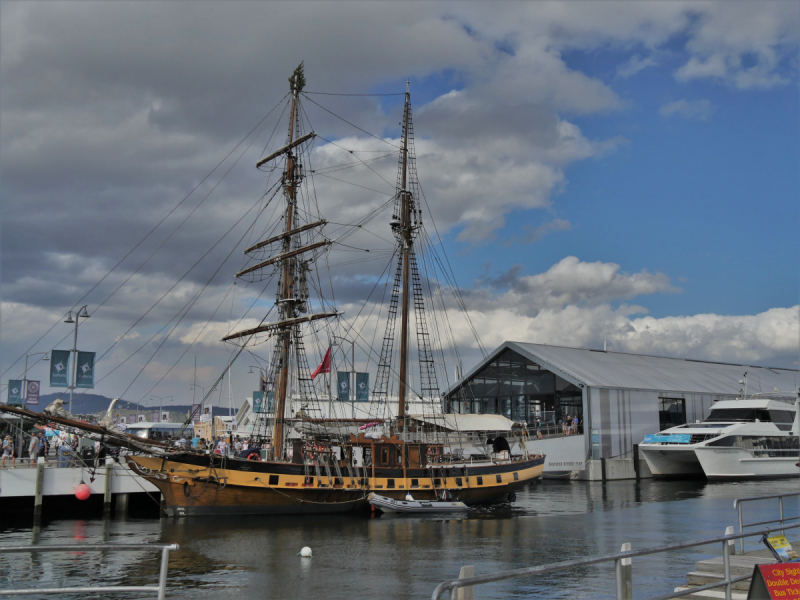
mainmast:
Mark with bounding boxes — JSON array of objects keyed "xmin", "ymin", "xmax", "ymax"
[
  {"xmin": 272, "ymin": 68, "xmax": 302, "ymax": 459},
  {"xmin": 397, "ymin": 82, "xmax": 412, "ymax": 432}
]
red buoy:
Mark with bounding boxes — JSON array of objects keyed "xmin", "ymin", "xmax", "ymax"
[{"xmin": 75, "ymin": 483, "xmax": 91, "ymax": 501}]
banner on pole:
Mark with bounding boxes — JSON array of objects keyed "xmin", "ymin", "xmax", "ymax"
[
  {"xmin": 253, "ymin": 391, "xmax": 265, "ymax": 413},
  {"xmin": 137, "ymin": 414, "xmax": 145, "ymax": 423},
  {"xmin": 75, "ymin": 351, "xmax": 96, "ymax": 388},
  {"xmin": 151, "ymin": 412, "xmax": 159, "ymax": 422},
  {"xmin": 7, "ymin": 380, "xmax": 23, "ymax": 405},
  {"xmin": 26, "ymin": 381, "xmax": 40, "ymax": 405},
  {"xmin": 266, "ymin": 391, "xmax": 275, "ymax": 413},
  {"xmin": 49, "ymin": 350, "xmax": 70, "ymax": 388},
  {"xmin": 337, "ymin": 371, "xmax": 350, "ymax": 402},
  {"xmin": 161, "ymin": 412, "xmax": 169, "ymax": 422},
  {"xmin": 356, "ymin": 372, "xmax": 369, "ymax": 402}
]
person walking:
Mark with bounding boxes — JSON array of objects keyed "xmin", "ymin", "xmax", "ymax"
[
  {"xmin": 29, "ymin": 433, "xmax": 41, "ymax": 465},
  {"xmin": 38, "ymin": 432, "xmax": 49, "ymax": 463},
  {"xmin": 2, "ymin": 436, "xmax": 15, "ymax": 468}
]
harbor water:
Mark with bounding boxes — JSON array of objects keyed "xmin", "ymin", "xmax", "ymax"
[{"xmin": 1, "ymin": 478, "xmax": 798, "ymax": 599}]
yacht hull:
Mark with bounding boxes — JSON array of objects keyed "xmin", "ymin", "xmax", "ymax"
[
  {"xmin": 639, "ymin": 446, "xmax": 704, "ymax": 477},
  {"xmin": 694, "ymin": 447, "xmax": 800, "ymax": 480}
]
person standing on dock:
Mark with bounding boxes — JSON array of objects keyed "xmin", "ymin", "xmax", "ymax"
[
  {"xmin": 2, "ymin": 436, "xmax": 15, "ymax": 468},
  {"xmin": 28, "ymin": 433, "xmax": 41, "ymax": 465}
]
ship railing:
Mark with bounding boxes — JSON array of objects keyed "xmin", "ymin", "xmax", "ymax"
[
  {"xmin": 0, "ymin": 542, "xmax": 179, "ymax": 599},
  {"xmin": 431, "ymin": 523, "xmax": 800, "ymax": 600},
  {"xmin": 733, "ymin": 490, "xmax": 800, "ymax": 554}
]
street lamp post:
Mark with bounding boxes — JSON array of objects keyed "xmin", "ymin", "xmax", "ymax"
[
  {"xmin": 64, "ymin": 305, "xmax": 90, "ymax": 415},
  {"xmin": 23, "ymin": 352, "xmax": 49, "ymax": 409},
  {"xmin": 331, "ymin": 336, "xmax": 356, "ymax": 418}
]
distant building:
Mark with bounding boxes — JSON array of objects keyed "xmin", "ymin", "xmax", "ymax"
[{"xmin": 443, "ymin": 342, "xmax": 799, "ymax": 466}]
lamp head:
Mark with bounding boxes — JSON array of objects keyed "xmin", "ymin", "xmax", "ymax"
[
  {"xmin": 64, "ymin": 311, "xmax": 75, "ymax": 324},
  {"xmin": 79, "ymin": 306, "xmax": 90, "ymax": 318}
]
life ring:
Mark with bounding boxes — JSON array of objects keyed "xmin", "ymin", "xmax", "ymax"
[{"xmin": 246, "ymin": 452, "xmax": 261, "ymax": 461}]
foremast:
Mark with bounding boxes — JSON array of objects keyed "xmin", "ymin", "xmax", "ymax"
[{"xmin": 222, "ymin": 63, "xmax": 336, "ymax": 460}]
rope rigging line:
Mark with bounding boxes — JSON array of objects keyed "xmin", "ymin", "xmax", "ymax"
[
  {"xmin": 301, "ymin": 94, "xmax": 402, "ymax": 149},
  {"xmin": 2, "ymin": 94, "xmax": 290, "ymax": 382},
  {"xmin": 303, "ymin": 91, "xmax": 405, "ymax": 96}
]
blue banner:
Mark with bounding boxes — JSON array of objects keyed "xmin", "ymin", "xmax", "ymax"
[
  {"xmin": 266, "ymin": 391, "xmax": 275, "ymax": 413},
  {"xmin": 337, "ymin": 371, "xmax": 350, "ymax": 402},
  {"xmin": 253, "ymin": 391, "xmax": 265, "ymax": 413},
  {"xmin": 25, "ymin": 380, "xmax": 40, "ymax": 405},
  {"xmin": 50, "ymin": 350, "xmax": 70, "ymax": 388},
  {"xmin": 75, "ymin": 351, "xmax": 96, "ymax": 388},
  {"xmin": 356, "ymin": 372, "xmax": 369, "ymax": 402},
  {"xmin": 7, "ymin": 380, "xmax": 23, "ymax": 405},
  {"xmin": 643, "ymin": 433, "xmax": 692, "ymax": 444}
]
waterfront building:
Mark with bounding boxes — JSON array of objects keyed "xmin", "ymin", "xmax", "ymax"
[{"xmin": 443, "ymin": 342, "xmax": 799, "ymax": 474}]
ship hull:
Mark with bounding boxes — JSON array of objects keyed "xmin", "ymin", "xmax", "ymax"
[{"xmin": 127, "ymin": 453, "xmax": 544, "ymax": 517}]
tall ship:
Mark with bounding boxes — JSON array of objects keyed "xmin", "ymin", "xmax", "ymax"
[{"xmin": 1, "ymin": 65, "xmax": 543, "ymax": 516}]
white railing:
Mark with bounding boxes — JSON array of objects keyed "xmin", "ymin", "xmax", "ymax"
[{"xmin": 0, "ymin": 543, "xmax": 179, "ymax": 599}]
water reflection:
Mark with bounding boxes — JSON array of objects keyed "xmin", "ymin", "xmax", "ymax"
[{"xmin": 0, "ymin": 478, "xmax": 796, "ymax": 599}]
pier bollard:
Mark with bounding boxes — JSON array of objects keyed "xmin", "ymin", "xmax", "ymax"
[
  {"xmin": 103, "ymin": 456, "xmax": 113, "ymax": 516},
  {"xmin": 457, "ymin": 566, "xmax": 474, "ymax": 600},
  {"xmin": 615, "ymin": 542, "xmax": 632, "ymax": 600},
  {"xmin": 725, "ymin": 525, "xmax": 735, "ymax": 556},
  {"xmin": 33, "ymin": 457, "xmax": 45, "ymax": 519}
]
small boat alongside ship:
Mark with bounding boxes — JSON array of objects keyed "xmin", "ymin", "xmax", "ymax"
[
  {"xmin": 368, "ymin": 492, "xmax": 467, "ymax": 514},
  {"xmin": 639, "ymin": 394, "xmax": 799, "ymax": 480}
]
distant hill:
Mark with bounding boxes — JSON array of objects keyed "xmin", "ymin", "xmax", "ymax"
[{"xmin": 33, "ymin": 392, "xmax": 234, "ymax": 418}]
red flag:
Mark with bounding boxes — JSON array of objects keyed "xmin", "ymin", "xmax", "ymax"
[{"xmin": 311, "ymin": 347, "xmax": 331, "ymax": 380}]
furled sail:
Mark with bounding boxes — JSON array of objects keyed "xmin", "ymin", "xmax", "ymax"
[
  {"xmin": 235, "ymin": 240, "xmax": 332, "ymax": 278},
  {"xmin": 221, "ymin": 311, "xmax": 340, "ymax": 342},
  {"xmin": 255, "ymin": 131, "xmax": 316, "ymax": 168},
  {"xmin": 244, "ymin": 220, "xmax": 327, "ymax": 255}
]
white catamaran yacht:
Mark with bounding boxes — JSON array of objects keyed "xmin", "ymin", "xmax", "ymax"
[{"xmin": 640, "ymin": 395, "xmax": 799, "ymax": 480}]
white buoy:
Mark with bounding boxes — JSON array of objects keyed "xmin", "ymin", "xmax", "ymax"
[{"xmin": 298, "ymin": 546, "xmax": 312, "ymax": 557}]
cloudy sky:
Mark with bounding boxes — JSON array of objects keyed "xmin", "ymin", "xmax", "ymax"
[{"xmin": 1, "ymin": 1, "xmax": 798, "ymax": 409}]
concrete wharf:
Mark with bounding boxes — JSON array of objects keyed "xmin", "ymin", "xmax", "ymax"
[{"xmin": 0, "ymin": 457, "xmax": 158, "ymax": 518}]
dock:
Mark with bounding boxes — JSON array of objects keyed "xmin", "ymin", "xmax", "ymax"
[
  {"xmin": 675, "ymin": 548, "xmax": 777, "ymax": 599},
  {"xmin": 0, "ymin": 457, "xmax": 159, "ymax": 518}
]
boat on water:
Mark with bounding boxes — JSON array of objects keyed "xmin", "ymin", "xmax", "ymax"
[
  {"xmin": 368, "ymin": 492, "xmax": 467, "ymax": 514},
  {"xmin": 639, "ymin": 394, "xmax": 799, "ymax": 480},
  {"xmin": 32, "ymin": 63, "xmax": 541, "ymax": 516}
]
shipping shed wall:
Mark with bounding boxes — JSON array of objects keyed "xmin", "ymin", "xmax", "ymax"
[{"xmin": 588, "ymin": 387, "xmax": 737, "ymax": 460}]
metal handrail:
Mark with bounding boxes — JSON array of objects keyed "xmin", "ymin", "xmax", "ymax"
[
  {"xmin": 0, "ymin": 542, "xmax": 179, "ymax": 599},
  {"xmin": 733, "ymin": 491, "xmax": 799, "ymax": 553},
  {"xmin": 431, "ymin": 523, "xmax": 800, "ymax": 600}
]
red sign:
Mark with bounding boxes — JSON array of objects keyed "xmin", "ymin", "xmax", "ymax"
[{"xmin": 748, "ymin": 563, "xmax": 800, "ymax": 599}]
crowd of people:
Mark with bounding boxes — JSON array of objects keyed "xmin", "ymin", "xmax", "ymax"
[
  {"xmin": 0, "ymin": 429, "xmax": 88, "ymax": 468},
  {"xmin": 164, "ymin": 434, "xmax": 269, "ymax": 459}
]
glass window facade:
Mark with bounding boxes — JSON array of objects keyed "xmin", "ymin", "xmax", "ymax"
[
  {"xmin": 658, "ymin": 397, "xmax": 687, "ymax": 430},
  {"xmin": 444, "ymin": 348, "xmax": 583, "ymax": 428}
]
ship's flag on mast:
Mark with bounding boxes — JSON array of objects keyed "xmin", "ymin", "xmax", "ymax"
[{"xmin": 311, "ymin": 347, "xmax": 331, "ymax": 380}]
